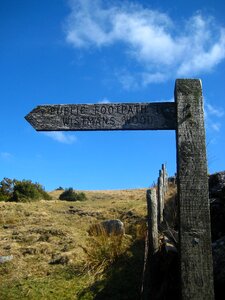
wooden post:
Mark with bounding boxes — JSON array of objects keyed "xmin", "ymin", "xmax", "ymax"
[
  {"xmin": 175, "ymin": 79, "xmax": 214, "ymax": 299},
  {"xmin": 158, "ymin": 170, "xmax": 164, "ymax": 224},
  {"xmin": 147, "ymin": 189, "xmax": 159, "ymax": 253},
  {"xmin": 162, "ymin": 164, "xmax": 166, "ymax": 192},
  {"xmin": 141, "ymin": 188, "xmax": 158, "ymax": 299},
  {"xmin": 162, "ymin": 163, "xmax": 168, "ymax": 193}
]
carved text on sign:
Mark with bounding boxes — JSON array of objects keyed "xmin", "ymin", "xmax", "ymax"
[{"xmin": 25, "ymin": 102, "xmax": 176, "ymax": 131}]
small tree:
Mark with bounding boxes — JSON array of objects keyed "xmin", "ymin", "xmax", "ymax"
[
  {"xmin": 0, "ymin": 178, "xmax": 52, "ymax": 202},
  {"xmin": 59, "ymin": 188, "xmax": 87, "ymax": 202},
  {"xmin": 12, "ymin": 180, "xmax": 40, "ymax": 202},
  {"xmin": 0, "ymin": 178, "xmax": 17, "ymax": 201},
  {"xmin": 12, "ymin": 180, "xmax": 52, "ymax": 202}
]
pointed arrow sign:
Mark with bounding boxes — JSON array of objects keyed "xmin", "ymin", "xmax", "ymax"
[{"xmin": 25, "ymin": 102, "xmax": 176, "ymax": 131}]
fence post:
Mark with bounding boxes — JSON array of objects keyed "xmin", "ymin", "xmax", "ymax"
[
  {"xmin": 158, "ymin": 170, "xmax": 164, "ymax": 224},
  {"xmin": 147, "ymin": 188, "xmax": 159, "ymax": 253},
  {"xmin": 175, "ymin": 79, "xmax": 214, "ymax": 299},
  {"xmin": 162, "ymin": 163, "xmax": 168, "ymax": 193},
  {"xmin": 141, "ymin": 188, "xmax": 159, "ymax": 299}
]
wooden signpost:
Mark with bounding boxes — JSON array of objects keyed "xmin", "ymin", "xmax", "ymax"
[
  {"xmin": 25, "ymin": 79, "xmax": 214, "ymax": 299},
  {"xmin": 25, "ymin": 102, "xmax": 176, "ymax": 131}
]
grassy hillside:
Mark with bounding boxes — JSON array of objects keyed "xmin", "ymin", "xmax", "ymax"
[{"xmin": 0, "ymin": 188, "xmax": 151, "ymax": 300}]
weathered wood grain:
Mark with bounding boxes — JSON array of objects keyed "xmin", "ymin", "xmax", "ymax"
[
  {"xmin": 25, "ymin": 102, "xmax": 176, "ymax": 131},
  {"xmin": 175, "ymin": 79, "xmax": 214, "ymax": 299},
  {"xmin": 141, "ymin": 188, "xmax": 159, "ymax": 299},
  {"xmin": 162, "ymin": 163, "xmax": 168, "ymax": 193},
  {"xmin": 147, "ymin": 188, "xmax": 159, "ymax": 254},
  {"xmin": 158, "ymin": 171, "xmax": 164, "ymax": 224}
]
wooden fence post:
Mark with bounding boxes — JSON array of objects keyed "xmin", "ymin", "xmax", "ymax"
[
  {"xmin": 141, "ymin": 188, "xmax": 159, "ymax": 299},
  {"xmin": 175, "ymin": 79, "xmax": 214, "ymax": 299},
  {"xmin": 158, "ymin": 171, "xmax": 164, "ymax": 224},
  {"xmin": 147, "ymin": 188, "xmax": 159, "ymax": 253},
  {"xmin": 162, "ymin": 163, "xmax": 168, "ymax": 193}
]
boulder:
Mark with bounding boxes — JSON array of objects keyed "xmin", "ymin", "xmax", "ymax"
[
  {"xmin": 88, "ymin": 219, "xmax": 125, "ymax": 237},
  {"xmin": 209, "ymin": 172, "xmax": 225, "ymax": 242},
  {"xmin": 212, "ymin": 235, "xmax": 225, "ymax": 298},
  {"xmin": 210, "ymin": 198, "xmax": 225, "ymax": 242},
  {"xmin": 209, "ymin": 171, "xmax": 225, "ymax": 198}
]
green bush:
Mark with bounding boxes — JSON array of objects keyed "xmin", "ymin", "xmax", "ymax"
[
  {"xmin": 0, "ymin": 178, "xmax": 16, "ymax": 201},
  {"xmin": 0, "ymin": 178, "xmax": 51, "ymax": 202},
  {"xmin": 55, "ymin": 186, "xmax": 64, "ymax": 190},
  {"xmin": 59, "ymin": 188, "xmax": 87, "ymax": 202}
]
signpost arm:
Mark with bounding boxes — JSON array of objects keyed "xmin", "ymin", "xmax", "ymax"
[{"xmin": 175, "ymin": 79, "xmax": 214, "ymax": 299}]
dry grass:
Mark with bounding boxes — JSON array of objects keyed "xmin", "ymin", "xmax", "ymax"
[
  {"xmin": 0, "ymin": 186, "xmax": 177, "ymax": 299},
  {"xmin": 0, "ymin": 188, "xmax": 148, "ymax": 299}
]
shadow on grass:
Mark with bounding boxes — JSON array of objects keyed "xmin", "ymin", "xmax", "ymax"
[{"xmin": 77, "ymin": 239, "xmax": 145, "ymax": 300}]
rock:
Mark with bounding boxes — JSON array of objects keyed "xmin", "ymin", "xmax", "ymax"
[
  {"xmin": 209, "ymin": 171, "xmax": 225, "ymax": 198},
  {"xmin": 0, "ymin": 255, "xmax": 13, "ymax": 264},
  {"xmin": 209, "ymin": 172, "xmax": 225, "ymax": 242},
  {"xmin": 88, "ymin": 219, "xmax": 125, "ymax": 236},
  {"xmin": 212, "ymin": 235, "xmax": 225, "ymax": 298},
  {"xmin": 210, "ymin": 198, "xmax": 225, "ymax": 242}
]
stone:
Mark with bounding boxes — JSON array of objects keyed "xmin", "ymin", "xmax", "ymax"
[
  {"xmin": 0, "ymin": 255, "xmax": 13, "ymax": 264},
  {"xmin": 209, "ymin": 171, "xmax": 225, "ymax": 242},
  {"xmin": 209, "ymin": 171, "xmax": 225, "ymax": 198},
  {"xmin": 212, "ymin": 235, "xmax": 225, "ymax": 298},
  {"xmin": 210, "ymin": 198, "xmax": 225, "ymax": 242},
  {"xmin": 88, "ymin": 219, "xmax": 125, "ymax": 237}
]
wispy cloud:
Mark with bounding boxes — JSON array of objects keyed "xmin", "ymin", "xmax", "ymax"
[
  {"xmin": 64, "ymin": 0, "xmax": 225, "ymax": 87},
  {"xmin": 43, "ymin": 132, "xmax": 77, "ymax": 144},
  {"xmin": 205, "ymin": 102, "xmax": 224, "ymax": 132},
  {"xmin": 211, "ymin": 123, "xmax": 221, "ymax": 132},
  {"xmin": 98, "ymin": 97, "xmax": 111, "ymax": 104},
  {"xmin": 205, "ymin": 103, "xmax": 224, "ymax": 118}
]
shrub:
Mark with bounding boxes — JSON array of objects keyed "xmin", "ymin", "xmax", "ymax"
[
  {"xmin": 59, "ymin": 188, "xmax": 87, "ymax": 202},
  {"xmin": 0, "ymin": 178, "xmax": 16, "ymax": 201},
  {"xmin": 0, "ymin": 178, "xmax": 51, "ymax": 202},
  {"xmin": 11, "ymin": 180, "xmax": 52, "ymax": 202},
  {"xmin": 34, "ymin": 183, "xmax": 52, "ymax": 201},
  {"xmin": 56, "ymin": 186, "xmax": 64, "ymax": 191}
]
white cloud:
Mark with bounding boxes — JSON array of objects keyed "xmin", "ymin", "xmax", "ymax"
[
  {"xmin": 116, "ymin": 70, "xmax": 139, "ymax": 90},
  {"xmin": 211, "ymin": 123, "xmax": 221, "ymax": 132},
  {"xmin": 205, "ymin": 102, "xmax": 224, "ymax": 132},
  {"xmin": 98, "ymin": 98, "xmax": 111, "ymax": 104},
  {"xmin": 205, "ymin": 103, "xmax": 224, "ymax": 117},
  {"xmin": 65, "ymin": 0, "xmax": 225, "ymax": 86},
  {"xmin": 43, "ymin": 132, "xmax": 77, "ymax": 144}
]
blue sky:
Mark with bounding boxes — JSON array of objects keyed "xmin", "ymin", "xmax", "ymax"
[{"xmin": 1, "ymin": 0, "xmax": 225, "ymax": 191}]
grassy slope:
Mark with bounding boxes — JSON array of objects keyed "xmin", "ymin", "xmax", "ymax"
[{"xmin": 0, "ymin": 189, "xmax": 148, "ymax": 300}]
